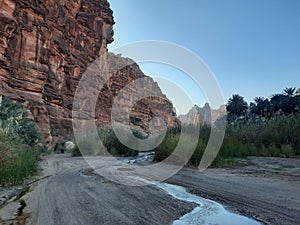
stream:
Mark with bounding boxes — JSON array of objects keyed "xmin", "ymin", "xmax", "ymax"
[
  {"xmin": 158, "ymin": 182, "xmax": 261, "ymax": 225},
  {"xmin": 130, "ymin": 152, "xmax": 261, "ymax": 225}
]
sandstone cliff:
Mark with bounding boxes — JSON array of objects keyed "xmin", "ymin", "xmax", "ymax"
[
  {"xmin": 179, "ymin": 103, "xmax": 226, "ymax": 126},
  {"xmin": 0, "ymin": 0, "xmax": 179, "ymax": 146}
]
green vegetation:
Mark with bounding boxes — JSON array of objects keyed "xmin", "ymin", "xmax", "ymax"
[
  {"xmin": 0, "ymin": 96, "xmax": 40, "ymax": 186},
  {"xmin": 154, "ymin": 127, "xmax": 181, "ymax": 161},
  {"xmin": 155, "ymin": 87, "xmax": 300, "ymax": 167},
  {"xmin": 0, "ymin": 136, "xmax": 39, "ymax": 185},
  {"xmin": 224, "ymin": 87, "xmax": 300, "ymax": 159},
  {"xmin": 0, "ymin": 96, "xmax": 40, "ymax": 145},
  {"xmin": 154, "ymin": 125, "xmax": 221, "ymax": 166},
  {"xmin": 71, "ymin": 87, "xmax": 300, "ymax": 168},
  {"xmin": 224, "ymin": 114, "xmax": 300, "ymax": 158},
  {"xmin": 71, "ymin": 145, "xmax": 82, "ymax": 157},
  {"xmin": 73, "ymin": 127, "xmax": 138, "ymax": 157}
]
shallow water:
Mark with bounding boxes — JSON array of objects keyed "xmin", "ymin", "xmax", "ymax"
[{"xmin": 157, "ymin": 183, "xmax": 261, "ymax": 225}]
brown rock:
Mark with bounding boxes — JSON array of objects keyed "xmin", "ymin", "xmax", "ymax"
[{"xmin": 0, "ymin": 0, "xmax": 179, "ymax": 147}]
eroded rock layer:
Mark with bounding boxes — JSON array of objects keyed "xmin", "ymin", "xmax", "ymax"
[{"xmin": 0, "ymin": 0, "xmax": 179, "ymax": 146}]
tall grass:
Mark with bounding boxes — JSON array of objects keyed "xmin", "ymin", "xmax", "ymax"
[
  {"xmin": 154, "ymin": 127, "xmax": 181, "ymax": 161},
  {"xmin": 224, "ymin": 114, "xmax": 300, "ymax": 157},
  {"xmin": 154, "ymin": 114, "xmax": 300, "ymax": 168},
  {"xmin": 155, "ymin": 125, "xmax": 213, "ymax": 166},
  {"xmin": 0, "ymin": 135, "xmax": 39, "ymax": 186},
  {"xmin": 72, "ymin": 114, "xmax": 300, "ymax": 167}
]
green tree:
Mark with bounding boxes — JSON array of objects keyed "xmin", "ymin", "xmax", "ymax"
[
  {"xmin": 250, "ymin": 97, "xmax": 271, "ymax": 117},
  {"xmin": 270, "ymin": 94, "xmax": 295, "ymax": 115},
  {"xmin": 284, "ymin": 87, "xmax": 296, "ymax": 97},
  {"xmin": 226, "ymin": 94, "xmax": 248, "ymax": 121}
]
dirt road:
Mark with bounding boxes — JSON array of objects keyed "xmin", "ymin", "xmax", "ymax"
[{"xmin": 0, "ymin": 155, "xmax": 299, "ymax": 225}]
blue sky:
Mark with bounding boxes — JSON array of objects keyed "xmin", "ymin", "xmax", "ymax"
[{"xmin": 108, "ymin": 0, "xmax": 300, "ymax": 114}]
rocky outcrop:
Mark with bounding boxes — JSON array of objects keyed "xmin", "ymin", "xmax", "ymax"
[
  {"xmin": 95, "ymin": 53, "xmax": 179, "ymax": 130},
  {"xmin": 0, "ymin": 0, "xmax": 179, "ymax": 146},
  {"xmin": 179, "ymin": 103, "xmax": 226, "ymax": 126}
]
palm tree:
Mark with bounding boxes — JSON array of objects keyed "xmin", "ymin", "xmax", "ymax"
[
  {"xmin": 226, "ymin": 94, "xmax": 248, "ymax": 121},
  {"xmin": 249, "ymin": 102, "xmax": 258, "ymax": 116},
  {"xmin": 270, "ymin": 94, "xmax": 295, "ymax": 115},
  {"xmin": 284, "ymin": 87, "xmax": 296, "ymax": 97},
  {"xmin": 252, "ymin": 97, "xmax": 271, "ymax": 117}
]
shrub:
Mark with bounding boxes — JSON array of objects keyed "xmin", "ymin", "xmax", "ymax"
[
  {"xmin": 0, "ymin": 135, "xmax": 39, "ymax": 186},
  {"xmin": 0, "ymin": 96, "xmax": 40, "ymax": 186},
  {"xmin": 73, "ymin": 127, "xmax": 139, "ymax": 157},
  {"xmin": 72, "ymin": 145, "xmax": 82, "ymax": 157},
  {"xmin": 0, "ymin": 96, "xmax": 40, "ymax": 145},
  {"xmin": 99, "ymin": 127, "xmax": 138, "ymax": 157},
  {"xmin": 281, "ymin": 145, "xmax": 293, "ymax": 158},
  {"xmin": 154, "ymin": 131, "xmax": 180, "ymax": 161},
  {"xmin": 211, "ymin": 157, "xmax": 240, "ymax": 167}
]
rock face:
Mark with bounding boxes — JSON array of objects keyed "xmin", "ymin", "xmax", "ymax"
[
  {"xmin": 179, "ymin": 103, "xmax": 226, "ymax": 126},
  {"xmin": 0, "ymin": 0, "xmax": 179, "ymax": 146},
  {"xmin": 95, "ymin": 53, "xmax": 179, "ymax": 130}
]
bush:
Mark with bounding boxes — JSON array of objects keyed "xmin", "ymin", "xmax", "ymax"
[
  {"xmin": 72, "ymin": 145, "xmax": 82, "ymax": 157},
  {"xmin": 0, "ymin": 96, "xmax": 40, "ymax": 145},
  {"xmin": 211, "ymin": 157, "xmax": 240, "ymax": 167},
  {"xmin": 154, "ymin": 130, "xmax": 180, "ymax": 161},
  {"xmin": 73, "ymin": 127, "xmax": 139, "ymax": 157},
  {"xmin": 99, "ymin": 127, "xmax": 138, "ymax": 157},
  {"xmin": 281, "ymin": 145, "xmax": 293, "ymax": 158},
  {"xmin": 0, "ymin": 96, "xmax": 41, "ymax": 186},
  {"xmin": 155, "ymin": 125, "xmax": 211, "ymax": 166},
  {"xmin": 0, "ymin": 135, "xmax": 39, "ymax": 186}
]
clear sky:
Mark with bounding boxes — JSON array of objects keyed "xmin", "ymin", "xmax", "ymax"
[{"xmin": 108, "ymin": 0, "xmax": 300, "ymax": 114}]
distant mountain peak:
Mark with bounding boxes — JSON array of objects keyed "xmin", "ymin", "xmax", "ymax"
[{"xmin": 179, "ymin": 103, "xmax": 226, "ymax": 126}]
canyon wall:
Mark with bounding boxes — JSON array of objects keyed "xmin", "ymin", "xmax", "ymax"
[{"xmin": 0, "ymin": 0, "xmax": 179, "ymax": 146}]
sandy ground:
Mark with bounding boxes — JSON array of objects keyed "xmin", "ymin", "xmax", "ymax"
[
  {"xmin": 169, "ymin": 157, "xmax": 300, "ymax": 225},
  {"xmin": 0, "ymin": 155, "xmax": 299, "ymax": 225},
  {"xmin": 0, "ymin": 154, "xmax": 195, "ymax": 225}
]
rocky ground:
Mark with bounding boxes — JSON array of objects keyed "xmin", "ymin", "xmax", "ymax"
[{"xmin": 0, "ymin": 155, "xmax": 299, "ymax": 225}]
